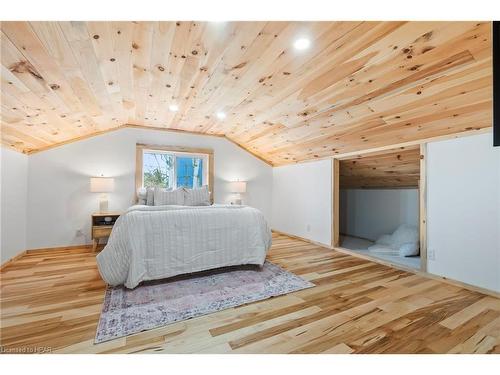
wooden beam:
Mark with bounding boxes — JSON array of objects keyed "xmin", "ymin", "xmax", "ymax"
[{"xmin": 124, "ymin": 124, "xmax": 225, "ymax": 138}]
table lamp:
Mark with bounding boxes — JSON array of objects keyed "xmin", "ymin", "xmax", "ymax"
[
  {"xmin": 90, "ymin": 176, "xmax": 115, "ymax": 212},
  {"xmin": 229, "ymin": 181, "xmax": 246, "ymax": 205}
]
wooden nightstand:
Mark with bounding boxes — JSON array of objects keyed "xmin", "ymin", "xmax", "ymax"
[{"xmin": 91, "ymin": 212, "xmax": 121, "ymax": 252}]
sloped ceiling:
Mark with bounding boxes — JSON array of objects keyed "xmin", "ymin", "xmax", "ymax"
[{"xmin": 0, "ymin": 21, "xmax": 492, "ymax": 165}]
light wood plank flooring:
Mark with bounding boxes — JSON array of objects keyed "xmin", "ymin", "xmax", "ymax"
[{"xmin": 1, "ymin": 234, "xmax": 500, "ymax": 354}]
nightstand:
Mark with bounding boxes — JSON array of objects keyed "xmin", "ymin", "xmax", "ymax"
[{"xmin": 91, "ymin": 212, "xmax": 121, "ymax": 252}]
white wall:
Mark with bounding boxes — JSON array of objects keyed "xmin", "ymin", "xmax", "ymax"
[
  {"xmin": 427, "ymin": 132, "xmax": 500, "ymax": 292},
  {"xmin": 1, "ymin": 147, "xmax": 28, "ymax": 263},
  {"xmin": 340, "ymin": 189, "xmax": 419, "ymax": 241},
  {"xmin": 6, "ymin": 126, "xmax": 499, "ymax": 294},
  {"xmin": 272, "ymin": 159, "xmax": 332, "ymax": 247},
  {"xmin": 26, "ymin": 128, "xmax": 272, "ymax": 249}
]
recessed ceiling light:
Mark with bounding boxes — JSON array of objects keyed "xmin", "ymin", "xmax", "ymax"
[
  {"xmin": 216, "ymin": 111, "xmax": 226, "ymax": 120},
  {"xmin": 293, "ymin": 37, "xmax": 311, "ymax": 51},
  {"xmin": 169, "ymin": 104, "xmax": 179, "ymax": 112}
]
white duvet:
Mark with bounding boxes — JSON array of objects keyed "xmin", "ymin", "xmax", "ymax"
[{"xmin": 96, "ymin": 204, "xmax": 272, "ymax": 288}]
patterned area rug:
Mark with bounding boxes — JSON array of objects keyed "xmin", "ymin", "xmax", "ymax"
[{"xmin": 95, "ymin": 261, "xmax": 314, "ymax": 343}]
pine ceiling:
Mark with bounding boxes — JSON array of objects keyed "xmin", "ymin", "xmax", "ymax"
[
  {"xmin": 340, "ymin": 146, "xmax": 421, "ymax": 189},
  {"xmin": 0, "ymin": 21, "xmax": 492, "ymax": 165}
]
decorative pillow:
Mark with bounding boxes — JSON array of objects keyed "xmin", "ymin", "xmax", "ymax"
[
  {"xmin": 154, "ymin": 187, "xmax": 185, "ymax": 206},
  {"xmin": 146, "ymin": 187, "xmax": 155, "ymax": 206},
  {"xmin": 137, "ymin": 187, "xmax": 147, "ymax": 205},
  {"xmin": 184, "ymin": 185, "xmax": 211, "ymax": 206}
]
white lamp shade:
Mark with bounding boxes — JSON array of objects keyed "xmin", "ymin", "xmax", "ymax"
[
  {"xmin": 229, "ymin": 181, "xmax": 246, "ymax": 193},
  {"xmin": 90, "ymin": 177, "xmax": 115, "ymax": 193}
]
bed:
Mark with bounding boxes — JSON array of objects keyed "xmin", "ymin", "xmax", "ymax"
[{"xmin": 96, "ymin": 204, "xmax": 272, "ymax": 288}]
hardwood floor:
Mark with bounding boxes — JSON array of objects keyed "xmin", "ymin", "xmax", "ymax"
[{"xmin": 1, "ymin": 233, "xmax": 499, "ymax": 354}]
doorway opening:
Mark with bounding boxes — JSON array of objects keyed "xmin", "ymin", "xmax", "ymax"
[{"xmin": 334, "ymin": 145, "xmax": 426, "ymax": 271}]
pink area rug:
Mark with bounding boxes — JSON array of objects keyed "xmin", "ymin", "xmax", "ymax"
[{"xmin": 95, "ymin": 261, "xmax": 314, "ymax": 343}]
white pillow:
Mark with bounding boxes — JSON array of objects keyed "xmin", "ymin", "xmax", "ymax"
[
  {"xmin": 184, "ymin": 186, "xmax": 211, "ymax": 206},
  {"xmin": 391, "ymin": 224, "xmax": 419, "ymax": 249},
  {"xmin": 154, "ymin": 187, "xmax": 185, "ymax": 206},
  {"xmin": 374, "ymin": 234, "xmax": 393, "ymax": 246},
  {"xmin": 399, "ymin": 242, "xmax": 419, "ymax": 257},
  {"xmin": 137, "ymin": 187, "xmax": 147, "ymax": 205},
  {"xmin": 146, "ymin": 187, "xmax": 156, "ymax": 206}
]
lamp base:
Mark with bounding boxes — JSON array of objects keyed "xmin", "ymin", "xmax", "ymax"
[{"xmin": 99, "ymin": 195, "xmax": 109, "ymax": 213}]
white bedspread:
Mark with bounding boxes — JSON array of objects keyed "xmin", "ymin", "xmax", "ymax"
[{"xmin": 96, "ymin": 204, "xmax": 272, "ymax": 288}]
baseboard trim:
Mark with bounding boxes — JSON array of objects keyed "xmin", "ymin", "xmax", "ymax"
[
  {"xmin": 26, "ymin": 244, "xmax": 93, "ymax": 254},
  {"xmin": 272, "ymin": 229, "xmax": 333, "ymax": 250},
  {"xmin": 0, "ymin": 250, "xmax": 27, "ymax": 271},
  {"xmin": 339, "ymin": 232, "xmax": 375, "ymax": 243},
  {"xmin": 1, "ymin": 244, "xmax": 94, "ymax": 270},
  {"xmin": 334, "ymin": 245, "xmax": 500, "ymax": 299},
  {"xmin": 420, "ymin": 272, "xmax": 500, "ymax": 299},
  {"xmin": 334, "ymin": 245, "xmax": 419, "ymax": 273}
]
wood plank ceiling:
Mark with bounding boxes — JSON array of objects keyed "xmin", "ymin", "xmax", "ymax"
[
  {"xmin": 0, "ymin": 21, "xmax": 492, "ymax": 165},
  {"xmin": 339, "ymin": 146, "xmax": 420, "ymax": 189}
]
